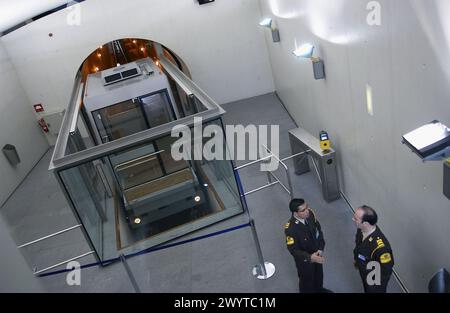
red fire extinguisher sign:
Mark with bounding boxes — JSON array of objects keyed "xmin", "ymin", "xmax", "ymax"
[{"xmin": 38, "ymin": 118, "xmax": 49, "ymax": 133}]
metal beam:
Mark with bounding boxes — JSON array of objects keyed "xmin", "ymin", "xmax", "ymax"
[
  {"xmin": 234, "ymin": 155, "xmax": 273, "ymax": 171},
  {"xmin": 281, "ymin": 150, "xmax": 312, "ymax": 162},
  {"xmin": 244, "ymin": 181, "xmax": 279, "ymax": 196}
]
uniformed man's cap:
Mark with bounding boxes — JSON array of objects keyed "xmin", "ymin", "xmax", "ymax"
[{"xmin": 289, "ymin": 198, "xmax": 305, "ymax": 212}]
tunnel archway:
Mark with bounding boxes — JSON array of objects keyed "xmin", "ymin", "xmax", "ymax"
[
  {"xmin": 73, "ymin": 38, "xmax": 195, "ymax": 146},
  {"xmin": 78, "ymin": 38, "xmax": 192, "ymax": 83}
]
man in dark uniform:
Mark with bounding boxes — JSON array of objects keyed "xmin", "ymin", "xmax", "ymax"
[
  {"xmin": 353, "ymin": 205, "xmax": 394, "ymax": 293},
  {"xmin": 285, "ymin": 198, "xmax": 328, "ymax": 293}
]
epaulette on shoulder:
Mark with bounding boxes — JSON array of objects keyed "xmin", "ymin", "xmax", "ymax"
[
  {"xmin": 284, "ymin": 222, "xmax": 290, "ymax": 230},
  {"xmin": 371, "ymin": 237, "xmax": 386, "ymax": 258}
]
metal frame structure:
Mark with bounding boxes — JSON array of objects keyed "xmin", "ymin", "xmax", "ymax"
[
  {"xmin": 232, "ymin": 145, "xmax": 301, "ymax": 280},
  {"xmin": 23, "ymin": 51, "xmax": 307, "ymax": 282},
  {"xmin": 45, "ymin": 55, "xmax": 234, "ymax": 269}
]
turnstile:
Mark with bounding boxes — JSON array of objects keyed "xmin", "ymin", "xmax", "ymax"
[{"xmin": 289, "ymin": 127, "xmax": 340, "ymax": 202}]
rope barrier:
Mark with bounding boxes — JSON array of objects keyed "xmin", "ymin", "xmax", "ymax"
[{"xmin": 37, "ymin": 222, "xmax": 251, "ymax": 278}]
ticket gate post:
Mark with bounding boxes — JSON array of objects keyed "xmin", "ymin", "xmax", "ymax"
[{"xmin": 288, "ymin": 127, "xmax": 340, "ymax": 202}]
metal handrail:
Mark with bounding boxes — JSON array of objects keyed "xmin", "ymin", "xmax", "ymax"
[
  {"xmin": 269, "ymin": 171, "xmax": 291, "ymax": 195},
  {"xmin": 18, "ymin": 225, "xmax": 82, "ymax": 249},
  {"xmin": 244, "ymin": 181, "xmax": 279, "ymax": 197},
  {"xmin": 34, "ymin": 251, "xmax": 95, "ymax": 275},
  {"xmin": 114, "ymin": 150, "xmax": 165, "ymax": 172},
  {"xmin": 262, "ymin": 145, "xmax": 288, "ymax": 170},
  {"xmin": 234, "ymin": 154, "xmax": 273, "ymax": 171},
  {"xmin": 281, "ymin": 150, "xmax": 312, "ymax": 162},
  {"xmin": 261, "ymin": 145, "xmax": 294, "ymax": 198}
]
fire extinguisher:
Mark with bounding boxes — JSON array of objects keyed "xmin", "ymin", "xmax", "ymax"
[{"xmin": 38, "ymin": 118, "xmax": 49, "ymax": 133}]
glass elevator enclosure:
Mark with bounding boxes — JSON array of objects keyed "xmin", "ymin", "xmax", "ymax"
[{"xmin": 50, "ymin": 57, "xmax": 244, "ymax": 261}]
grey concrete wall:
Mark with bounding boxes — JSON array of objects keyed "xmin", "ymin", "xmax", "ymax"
[
  {"xmin": 0, "ymin": 217, "xmax": 43, "ymax": 292},
  {"xmin": 260, "ymin": 0, "xmax": 450, "ymax": 292},
  {"xmin": 0, "ymin": 41, "xmax": 49, "ymax": 206},
  {"xmin": 0, "ymin": 0, "xmax": 275, "ymax": 113}
]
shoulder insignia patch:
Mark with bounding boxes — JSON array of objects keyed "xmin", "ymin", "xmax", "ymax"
[
  {"xmin": 380, "ymin": 253, "xmax": 392, "ymax": 264},
  {"xmin": 285, "ymin": 222, "xmax": 290, "ymax": 229},
  {"xmin": 286, "ymin": 236, "xmax": 295, "ymax": 246},
  {"xmin": 376, "ymin": 239, "xmax": 385, "ymax": 248}
]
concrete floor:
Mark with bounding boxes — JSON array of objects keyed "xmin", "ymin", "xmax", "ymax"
[{"xmin": 0, "ymin": 93, "xmax": 402, "ymax": 293}]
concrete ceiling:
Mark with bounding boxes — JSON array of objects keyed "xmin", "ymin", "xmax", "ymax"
[{"xmin": 0, "ymin": 0, "xmax": 75, "ymax": 33}]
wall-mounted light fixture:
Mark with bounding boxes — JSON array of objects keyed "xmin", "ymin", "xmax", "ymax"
[
  {"xmin": 402, "ymin": 120, "xmax": 450, "ymax": 199},
  {"xmin": 259, "ymin": 18, "xmax": 280, "ymax": 43},
  {"xmin": 293, "ymin": 43, "xmax": 326, "ymax": 80}
]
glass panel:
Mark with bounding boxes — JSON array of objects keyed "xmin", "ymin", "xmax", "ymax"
[
  {"xmin": 197, "ymin": 119, "xmax": 242, "ymax": 212},
  {"xmin": 60, "ymin": 161, "xmax": 109, "ymax": 259},
  {"xmin": 113, "ymin": 151, "xmax": 164, "ymax": 190},
  {"xmin": 93, "ymin": 100, "xmax": 148, "ymax": 143},
  {"xmin": 192, "ymin": 95, "xmax": 208, "ymax": 113},
  {"xmin": 57, "ymin": 119, "xmax": 244, "ymax": 261},
  {"xmin": 141, "ymin": 91, "xmax": 174, "ymax": 128},
  {"xmin": 154, "ymin": 136, "xmax": 189, "ymax": 174}
]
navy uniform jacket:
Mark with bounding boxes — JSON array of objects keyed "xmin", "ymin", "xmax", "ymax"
[
  {"xmin": 353, "ymin": 227, "xmax": 394, "ymax": 291},
  {"xmin": 284, "ymin": 210, "xmax": 325, "ymax": 263}
]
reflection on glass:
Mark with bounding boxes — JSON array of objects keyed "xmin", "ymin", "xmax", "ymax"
[
  {"xmin": 155, "ymin": 136, "xmax": 189, "ymax": 174},
  {"xmin": 60, "ymin": 161, "xmax": 110, "ymax": 259},
  {"xmin": 141, "ymin": 92, "xmax": 174, "ymax": 127},
  {"xmin": 94, "ymin": 100, "xmax": 148, "ymax": 143},
  {"xmin": 58, "ymin": 119, "xmax": 244, "ymax": 261}
]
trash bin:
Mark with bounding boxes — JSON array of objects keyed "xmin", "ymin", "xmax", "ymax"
[{"xmin": 2, "ymin": 144, "xmax": 21, "ymax": 166}]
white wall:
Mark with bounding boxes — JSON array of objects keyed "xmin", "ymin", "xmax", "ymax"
[
  {"xmin": 0, "ymin": 0, "xmax": 274, "ymax": 114},
  {"xmin": 0, "ymin": 41, "xmax": 49, "ymax": 206},
  {"xmin": 260, "ymin": 0, "xmax": 450, "ymax": 292}
]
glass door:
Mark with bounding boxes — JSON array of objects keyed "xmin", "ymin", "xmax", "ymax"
[
  {"xmin": 93, "ymin": 100, "xmax": 149, "ymax": 143},
  {"xmin": 140, "ymin": 91, "xmax": 175, "ymax": 128}
]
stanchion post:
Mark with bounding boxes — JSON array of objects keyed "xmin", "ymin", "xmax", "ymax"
[
  {"xmin": 249, "ymin": 218, "xmax": 275, "ymax": 280},
  {"xmin": 285, "ymin": 167, "xmax": 294, "ymax": 200}
]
